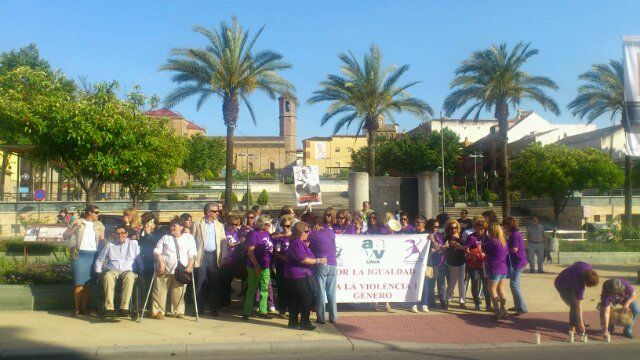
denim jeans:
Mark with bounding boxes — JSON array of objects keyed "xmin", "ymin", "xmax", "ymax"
[
  {"xmin": 509, "ymin": 267, "xmax": 527, "ymax": 312},
  {"xmin": 315, "ymin": 264, "xmax": 337, "ymax": 322},
  {"xmin": 430, "ymin": 265, "xmax": 447, "ymax": 305},
  {"xmin": 527, "ymin": 242, "xmax": 545, "ymax": 272},
  {"xmin": 623, "ymin": 301, "xmax": 639, "ymax": 336}
]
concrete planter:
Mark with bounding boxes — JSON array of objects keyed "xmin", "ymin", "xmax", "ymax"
[
  {"xmin": 552, "ymin": 251, "xmax": 640, "ymax": 265},
  {"xmin": 0, "ymin": 284, "xmax": 73, "ymax": 311}
]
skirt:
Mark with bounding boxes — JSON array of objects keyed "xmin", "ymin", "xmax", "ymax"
[{"xmin": 72, "ymin": 250, "xmax": 97, "ymax": 286}]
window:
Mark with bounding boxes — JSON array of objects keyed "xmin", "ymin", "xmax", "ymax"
[
  {"xmin": 285, "ymin": 101, "xmax": 290, "ymax": 112},
  {"xmin": 336, "ymin": 162, "xmax": 341, "ymax": 167},
  {"xmin": 347, "ymin": 147, "xmax": 353, "ymax": 153},
  {"xmin": 270, "ymin": 162, "xmax": 275, "ymax": 171},
  {"xmin": 605, "ymin": 214, "xmax": 613, "ymax": 222},
  {"xmin": 593, "ymin": 215, "xmax": 601, "ymax": 222},
  {"xmin": 335, "ymin": 147, "xmax": 341, "ymax": 152}
]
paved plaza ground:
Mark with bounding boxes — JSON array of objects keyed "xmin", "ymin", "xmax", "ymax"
[{"xmin": 1, "ymin": 264, "xmax": 639, "ymax": 359}]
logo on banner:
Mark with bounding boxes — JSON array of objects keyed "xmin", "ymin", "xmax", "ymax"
[
  {"xmin": 403, "ymin": 238, "xmax": 425, "ymax": 263},
  {"xmin": 362, "ymin": 239, "xmax": 385, "ymax": 263}
]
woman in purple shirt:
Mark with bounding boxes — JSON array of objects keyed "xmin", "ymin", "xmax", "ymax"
[
  {"xmin": 465, "ymin": 216, "xmax": 490, "ymax": 312},
  {"xmin": 272, "ymin": 215, "xmax": 293, "ymax": 317},
  {"xmin": 243, "ymin": 215, "xmax": 274, "ymax": 320},
  {"xmin": 554, "ymin": 261, "xmax": 599, "ymax": 333},
  {"xmin": 484, "ymin": 222, "xmax": 509, "ymax": 320},
  {"xmin": 503, "ymin": 217, "xmax": 528, "ymax": 315},
  {"xmin": 365, "ymin": 212, "xmax": 391, "ymax": 235},
  {"xmin": 600, "ymin": 278, "xmax": 638, "ymax": 339},
  {"xmin": 308, "ymin": 214, "xmax": 338, "ymax": 324},
  {"xmin": 285, "ymin": 221, "xmax": 327, "ymax": 330},
  {"xmin": 333, "ymin": 210, "xmax": 356, "ymax": 235}
]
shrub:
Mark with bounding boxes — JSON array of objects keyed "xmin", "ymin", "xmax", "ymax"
[
  {"xmin": 231, "ymin": 192, "xmax": 239, "ymax": 205},
  {"xmin": 184, "ymin": 181, "xmax": 193, "ymax": 188},
  {"xmin": 168, "ymin": 180, "xmax": 176, "ymax": 188},
  {"xmin": 0, "ymin": 240, "xmax": 63, "ymax": 255},
  {"xmin": 0, "ymin": 258, "xmax": 72, "ymax": 285},
  {"xmin": 449, "ymin": 186, "xmax": 463, "ymax": 203},
  {"xmin": 482, "ymin": 188, "xmax": 499, "ymax": 202},
  {"xmin": 204, "ymin": 169, "xmax": 215, "ymax": 181},
  {"xmin": 241, "ymin": 191, "xmax": 253, "ymax": 205},
  {"xmin": 559, "ymin": 240, "xmax": 640, "ymax": 252},
  {"xmin": 167, "ymin": 192, "xmax": 188, "ymax": 200},
  {"xmin": 257, "ymin": 189, "xmax": 269, "ymax": 205}
]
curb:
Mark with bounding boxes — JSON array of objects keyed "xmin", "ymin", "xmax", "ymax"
[{"xmin": 4, "ymin": 337, "xmax": 640, "ymax": 359}]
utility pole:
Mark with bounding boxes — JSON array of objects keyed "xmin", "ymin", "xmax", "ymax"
[
  {"xmin": 469, "ymin": 150, "xmax": 484, "ymax": 206},
  {"xmin": 440, "ymin": 114, "xmax": 446, "ymax": 214}
]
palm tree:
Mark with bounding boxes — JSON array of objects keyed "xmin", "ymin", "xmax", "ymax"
[
  {"xmin": 161, "ymin": 18, "xmax": 294, "ymax": 211},
  {"xmin": 308, "ymin": 45, "xmax": 432, "ymax": 176},
  {"xmin": 443, "ymin": 42, "xmax": 559, "ymax": 219},
  {"xmin": 568, "ymin": 60, "xmax": 632, "ymax": 226}
]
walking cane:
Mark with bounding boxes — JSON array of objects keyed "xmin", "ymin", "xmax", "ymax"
[
  {"xmin": 191, "ymin": 256, "xmax": 199, "ymax": 322},
  {"xmin": 138, "ymin": 273, "xmax": 156, "ymax": 323}
]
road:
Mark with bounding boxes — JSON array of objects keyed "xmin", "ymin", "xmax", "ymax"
[{"xmin": 201, "ymin": 343, "xmax": 638, "ymax": 360}]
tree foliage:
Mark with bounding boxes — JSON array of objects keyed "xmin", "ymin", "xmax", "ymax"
[
  {"xmin": 161, "ymin": 17, "xmax": 294, "ymax": 211},
  {"xmin": 350, "ymin": 129, "xmax": 461, "ymax": 176},
  {"xmin": 511, "ymin": 144, "xmax": 623, "ymax": 225},
  {"xmin": 443, "ymin": 42, "xmax": 559, "ymax": 218},
  {"xmin": 308, "ymin": 45, "xmax": 432, "ymax": 176},
  {"xmin": 182, "ymin": 134, "xmax": 225, "ymax": 180}
]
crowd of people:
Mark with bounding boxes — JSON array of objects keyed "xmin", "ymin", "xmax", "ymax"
[{"xmin": 61, "ymin": 201, "xmax": 638, "ymax": 337}]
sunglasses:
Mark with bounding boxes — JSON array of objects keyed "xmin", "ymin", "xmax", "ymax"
[
  {"xmin": 248, "ymin": 216, "xmax": 255, "ymax": 219},
  {"xmin": 115, "ymin": 231, "xmax": 127, "ymax": 235},
  {"xmin": 284, "ymin": 224, "xmax": 292, "ymax": 228},
  {"xmin": 401, "ymin": 217, "xmax": 408, "ymax": 221},
  {"xmin": 92, "ymin": 211, "xmax": 100, "ymax": 215},
  {"xmin": 208, "ymin": 210, "xmax": 219, "ymax": 213},
  {"xmin": 304, "ymin": 230, "xmax": 310, "ymax": 233}
]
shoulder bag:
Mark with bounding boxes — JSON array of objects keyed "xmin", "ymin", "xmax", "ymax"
[{"xmin": 172, "ymin": 236, "xmax": 192, "ymax": 285}]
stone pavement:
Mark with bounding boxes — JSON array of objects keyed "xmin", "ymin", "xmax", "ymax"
[{"xmin": 0, "ymin": 263, "xmax": 638, "ymax": 358}]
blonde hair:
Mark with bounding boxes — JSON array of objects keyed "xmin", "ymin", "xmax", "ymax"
[
  {"xmin": 280, "ymin": 214, "xmax": 294, "ymax": 226},
  {"xmin": 384, "ymin": 212, "xmax": 394, "ymax": 224},
  {"xmin": 444, "ymin": 219, "xmax": 461, "ymax": 236},
  {"xmin": 472, "ymin": 216, "xmax": 487, "ymax": 230},
  {"xmin": 256, "ymin": 214, "xmax": 272, "ymax": 230},
  {"xmin": 123, "ymin": 208, "xmax": 140, "ymax": 227},
  {"xmin": 488, "ymin": 222, "xmax": 506, "ymax": 248},
  {"xmin": 291, "ymin": 221, "xmax": 309, "ymax": 239}
]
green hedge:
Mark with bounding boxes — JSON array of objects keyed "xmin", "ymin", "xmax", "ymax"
[
  {"xmin": 0, "ymin": 240, "xmax": 65, "ymax": 255},
  {"xmin": 0, "ymin": 258, "xmax": 72, "ymax": 285},
  {"xmin": 559, "ymin": 240, "xmax": 640, "ymax": 252}
]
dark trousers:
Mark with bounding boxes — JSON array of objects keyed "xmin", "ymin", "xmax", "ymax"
[
  {"xmin": 435, "ymin": 265, "xmax": 448, "ymax": 304},
  {"xmin": 195, "ymin": 251, "xmax": 220, "ymax": 313},
  {"xmin": 274, "ymin": 271, "xmax": 289, "ymax": 315},
  {"xmin": 287, "ymin": 277, "xmax": 312, "ymax": 327},
  {"xmin": 468, "ymin": 268, "xmax": 490, "ymax": 307},
  {"xmin": 219, "ymin": 265, "xmax": 234, "ymax": 308},
  {"xmin": 557, "ymin": 285, "xmax": 580, "ymax": 329}
]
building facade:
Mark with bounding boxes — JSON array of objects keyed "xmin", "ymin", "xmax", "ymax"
[{"xmin": 302, "ymin": 135, "xmax": 368, "ymax": 176}]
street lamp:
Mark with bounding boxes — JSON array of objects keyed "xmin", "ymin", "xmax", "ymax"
[
  {"xmin": 238, "ymin": 151, "xmax": 257, "ymax": 210},
  {"xmin": 440, "ymin": 115, "xmax": 446, "ymax": 213},
  {"xmin": 469, "ymin": 150, "xmax": 484, "ymax": 206}
]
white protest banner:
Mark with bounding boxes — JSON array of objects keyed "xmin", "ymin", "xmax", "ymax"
[
  {"xmin": 293, "ymin": 165, "xmax": 322, "ymax": 206},
  {"xmin": 335, "ymin": 234, "xmax": 430, "ymax": 303},
  {"xmin": 623, "ymin": 36, "xmax": 640, "ymax": 156}
]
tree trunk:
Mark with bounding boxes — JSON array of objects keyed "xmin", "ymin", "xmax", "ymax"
[
  {"xmin": 223, "ymin": 94, "xmax": 239, "ymax": 212},
  {"xmin": 624, "ymin": 154, "xmax": 633, "ymax": 227},
  {"xmin": 496, "ymin": 103, "xmax": 510, "ymax": 219},
  {"xmin": 367, "ymin": 130, "xmax": 376, "ymax": 176},
  {"xmin": 0, "ymin": 152, "xmax": 9, "ymax": 201}
]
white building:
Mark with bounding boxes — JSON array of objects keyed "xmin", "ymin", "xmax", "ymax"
[
  {"xmin": 554, "ymin": 125, "xmax": 626, "ymax": 162},
  {"xmin": 407, "ymin": 118, "xmax": 498, "ymax": 144}
]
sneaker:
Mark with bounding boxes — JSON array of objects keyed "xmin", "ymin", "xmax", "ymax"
[
  {"xmin": 421, "ymin": 305, "xmax": 429, "ymax": 313},
  {"xmin": 268, "ymin": 306, "xmax": 277, "ymax": 313},
  {"xmin": 384, "ymin": 303, "xmax": 392, "ymax": 311},
  {"xmin": 118, "ymin": 309, "xmax": 130, "ymax": 318},
  {"xmin": 410, "ymin": 305, "xmax": 418, "ymax": 313}
]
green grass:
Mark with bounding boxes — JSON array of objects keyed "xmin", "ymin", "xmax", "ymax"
[{"xmin": 559, "ymin": 240, "xmax": 640, "ymax": 252}]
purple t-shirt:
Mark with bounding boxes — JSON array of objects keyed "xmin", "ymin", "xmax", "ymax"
[
  {"xmin": 334, "ymin": 223, "xmax": 356, "ymax": 235},
  {"xmin": 399, "ymin": 224, "xmax": 416, "ymax": 234},
  {"xmin": 273, "ymin": 235, "xmax": 291, "ymax": 273},
  {"xmin": 554, "ymin": 261, "xmax": 593, "ymax": 301},
  {"xmin": 483, "ymin": 237, "xmax": 508, "ymax": 277},
  {"xmin": 601, "ymin": 279, "xmax": 635, "ymax": 307},
  {"xmin": 507, "ymin": 230, "xmax": 528, "ymax": 270},
  {"xmin": 284, "ymin": 239, "xmax": 314, "ymax": 279},
  {"xmin": 224, "ymin": 229, "xmax": 240, "ymax": 264},
  {"xmin": 309, "ymin": 227, "xmax": 337, "ymax": 266},
  {"xmin": 246, "ymin": 230, "xmax": 273, "ymax": 269},
  {"xmin": 366, "ymin": 226, "xmax": 391, "ymax": 235}
]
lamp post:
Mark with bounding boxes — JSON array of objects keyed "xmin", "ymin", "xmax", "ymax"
[
  {"xmin": 440, "ymin": 115, "xmax": 446, "ymax": 213},
  {"xmin": 238, "ymin": 151, "xmax": 257, "ymax": 210},
  {"xmin": 469, "ymin": 150, "xmax": 484, "ymax": 206}
]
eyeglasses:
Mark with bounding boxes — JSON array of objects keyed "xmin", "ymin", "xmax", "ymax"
[
  {"xmin": 208, "ymin": 210, "xmax": 219, "ymax": 213},
  {"xmin": 115, "ymin": 231, "xmax": 127, "ymax": 235},
  {"xmin": 401, "ymin": 217, "xmax": 408, "ymax": 221}
]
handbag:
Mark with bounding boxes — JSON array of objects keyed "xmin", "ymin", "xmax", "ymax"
[
  {"xmin": 172, "ymin": 236, "xmax": 192, "ymax": 285},
  {"xmin": 424, "ymin": 266, "xmax": 434, "ymax": 279},
  {"xmin": 466, "ymin": 245, "xmax": 485, "ymax": 269}
]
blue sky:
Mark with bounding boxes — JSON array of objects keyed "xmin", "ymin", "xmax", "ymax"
[{"xmin": 2, "ymin": 1, "xmax": 639, "ymax": 146}]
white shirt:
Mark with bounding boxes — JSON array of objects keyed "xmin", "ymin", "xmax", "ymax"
[
  {"xmin": 203, "ymin": 220, "xmax": 217, "ymax": 252},
  {"xmin": 154, "ymin": 233, "xmax": 197, "ymax": 274},
  {"xmin": 79, "ymin": 220, "xmax": 97, "ymax": 251}
]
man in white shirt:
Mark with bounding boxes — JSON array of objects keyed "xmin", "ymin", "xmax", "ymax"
[
  {"xmin": 193, "ymin": 203, "xmax": 226, "ymax": 316},
  {"xmin": 526, "ymin": 217, "xmax": 547, "ymax": 274},
  {"xmin": 95, "ymin": 225, "xmax": 142, "ymax": 317}
]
